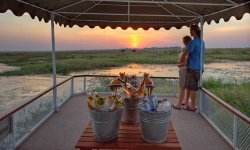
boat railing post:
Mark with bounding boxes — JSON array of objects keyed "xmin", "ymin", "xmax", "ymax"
[
  {"xmin": 172, "ymin": 79, "xmax": 175, "ymax": 96},
  {"xmin": 199, "ymin": 89, "xmax": 203, "ymax": 113},
  {"xmin": 10, "ymin": 115, "xmax": 16, "ymax": 150},
  {"xmin": 165, "ymin": 79, "xmax": 167, "ymax": 95},
  {"xmin": 50, "ymin": 12, "xmax": 58, "ymax": 112},
  {"xmin": 233, "ymin": 114, "xmax": 238, "ymax": 149},
  {"xmin": 71, "ymin": 77, "xmax": 74, "ymax": 96},
  {"xmin": 174, "ymin": 79, "xmax": 177, "ymax": 96},
  {"xmin": 198, "ymin": 16, "xmax": 204, "ymax": 113},
  {"xmin": 83, "ymin": 77, "xmax": 86, "ymax": 94}
]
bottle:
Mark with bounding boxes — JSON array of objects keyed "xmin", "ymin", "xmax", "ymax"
[
  {"xmin": 149, "ymin": 95, "xmax": 158, "ymax": 112},
  {"xmin": 140, "ymin": 102, "xmax": 151, "ymax": 112},
  {"xmin": 157, "ymin": 99, "xmax": 171, "ymax": 112}
]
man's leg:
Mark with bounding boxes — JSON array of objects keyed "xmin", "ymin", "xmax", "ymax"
[
  {"xmin": 189, "ymin": 90, "xmax": 197, "ymax": 110},
  {"xmin": 182, "ymin": 89, "xmax": 190, "ymax": 109},
  {"xmin": 188, "ymin": 71, "xmax": 200, "ymax": 110},
  {"xmin": 185, "ymin": 89, "xmax": 190, "ymax": 104}
]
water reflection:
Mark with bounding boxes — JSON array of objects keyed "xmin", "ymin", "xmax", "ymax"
[{"xmin": 71, "ymin": 61, "xmax": 250, "ymax": 81}]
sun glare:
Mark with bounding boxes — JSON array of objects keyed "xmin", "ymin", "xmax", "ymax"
[{"xmin": 131, "ymin": 35, "xmax": 139, "ymax": 48}]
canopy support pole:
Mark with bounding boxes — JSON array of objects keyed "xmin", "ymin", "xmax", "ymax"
[
  {"xmin": 198, "ymin": 16, "xmax": 204, "ymax": 113},
  {"xmin": 50, "ymin": 12, "xmax": 58, "ymax": 112},
  {"xmin": 199, "ymin": 17, "xmax": 204, "ymax": 87}
]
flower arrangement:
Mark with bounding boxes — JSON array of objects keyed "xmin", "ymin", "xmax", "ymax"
[
  {"xmin": 109, "ymin": 72, "xmax": 154, "ymax": 99},
  {"xmin": 87, "ymin": 91, "xmax": 124, "ymax": 111}
]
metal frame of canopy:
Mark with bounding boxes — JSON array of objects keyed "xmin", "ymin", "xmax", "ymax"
[
  {"xmin": 15, "ymin": 0, "xmax": 242, "ymax": 23},
  {"xmin": 4, "ymin": 0, "xmax": 250, "ymax": 112}
]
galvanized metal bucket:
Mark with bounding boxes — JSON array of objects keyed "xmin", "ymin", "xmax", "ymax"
[
  {"xmin": 139, "ymin": 109, "xmax": 172, "ymax": 143},
  {"xmin": 122, "ymin": 98, "xmax": 142, "ymax": 124},
  {"xmin": 89, "ymin": 107, "xmax": 124, "ymax": 142}
]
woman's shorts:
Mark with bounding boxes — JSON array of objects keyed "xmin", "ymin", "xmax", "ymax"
[
  {"xmin": 179, "ymin": 67, "xmax": 187, "ymax": 88},
  {"xmin": 185, "ymin": 69, "xmax": 200, "ymax": 91}
]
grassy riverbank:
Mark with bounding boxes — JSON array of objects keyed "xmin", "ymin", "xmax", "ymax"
[
  {"xmin": 203, "ymin": 79, "xmax": 250, "ymax": 117},
  {"xmin": 0, "ymin": 48, "xmax": 249, "ymax": 76}
]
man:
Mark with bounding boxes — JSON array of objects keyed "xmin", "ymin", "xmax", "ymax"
[{"xmin": 182, "ymin": 25, "xmax": 205, "ymax": 111}]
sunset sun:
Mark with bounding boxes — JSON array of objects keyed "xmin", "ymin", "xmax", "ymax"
[{"xmin": 131, "ymin": 35, "xmax": 139, "ymax": 48}]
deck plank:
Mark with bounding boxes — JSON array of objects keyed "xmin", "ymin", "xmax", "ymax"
[
  {"xmin": 75, "ymin": 142, "xmax": 181, "ymax": 150},
  {"xmin": 79, "ymin": 136, "xmax": 179, "ymax": 143},
  {"xmin": 75, "ymin": 121, "xmax": 181, "ymax": 150}
]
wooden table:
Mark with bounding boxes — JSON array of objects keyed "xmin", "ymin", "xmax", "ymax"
[{"xmin": 75, "ymin": 122, "xmax": 181, "ymax": 150}]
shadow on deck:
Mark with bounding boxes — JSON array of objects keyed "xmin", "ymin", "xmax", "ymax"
[{"xmin": 17, "ymin": 94, "xmax": 233, "ymax": 150}]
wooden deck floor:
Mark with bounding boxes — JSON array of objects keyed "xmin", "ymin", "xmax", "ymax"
[
  {"xmin": 75, "ymin": 122, "xmax": 181, "ymax": 150},
  {"xmin": 17, "ymin": 94, "xmax": 233, "ymax": 150}
]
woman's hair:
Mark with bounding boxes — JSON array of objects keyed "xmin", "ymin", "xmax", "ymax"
[
  {"xmin": 183, "ymin": 36, "xmax": 192, "ymax": 46},
  {"xmin": 190, "ymin": 24, "xmax": 201, "ymax": 38}
]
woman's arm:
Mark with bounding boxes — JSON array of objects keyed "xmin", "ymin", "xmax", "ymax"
[
  {"xmin": 179, "ymin": 48, "xmax": 188, "ymax": 61},
  {"xmin": 178, "ymin": 56, "xmax": 188, "ymax": 67}
]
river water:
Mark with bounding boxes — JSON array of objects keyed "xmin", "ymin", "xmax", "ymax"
[{"xmin": 0, "ymin": 61, "xmax": 250, "ymax": 116}]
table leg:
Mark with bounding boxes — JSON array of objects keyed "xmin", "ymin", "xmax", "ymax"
[
  {"xmin": 150, "ymin": 87, "xmax": 153, "ymax": 96},
  {"xmin": 147, "ymin": 87, "xmax": 150, "ymax": 97}
]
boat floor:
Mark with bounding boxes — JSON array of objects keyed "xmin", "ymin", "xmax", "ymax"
[{"xmin": 17, "ymin": 94, "xmax": 233, "ymax": 150}]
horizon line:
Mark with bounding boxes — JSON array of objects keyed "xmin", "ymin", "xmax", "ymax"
[{"xmin": 0, "ymin": 47, "xmax": 249, "ymax": 52}]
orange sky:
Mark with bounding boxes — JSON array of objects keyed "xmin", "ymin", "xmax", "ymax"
[{"xmin": 0, "ymin": 10, "xmax": 249, "ymax": 51}]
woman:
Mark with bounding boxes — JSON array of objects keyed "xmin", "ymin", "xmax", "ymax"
[
  {"xmin": 173, "ymin": 36, "xmax": 192, "ymax": 109},
  {"xmin": 182, "ymin": 25, "xmax": 205, "ymax": 111}
]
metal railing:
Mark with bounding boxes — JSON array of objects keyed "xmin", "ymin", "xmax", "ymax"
[
  {"xmin": 0, "ymin": 77, "xmax": 73, "ymax": 150},
  {"xmin": 0, "ymin": 75, "xmax": 249, "ymax": 150},
  {"xmin": 73, "ymin": 75, "xmax": 179, "ymax": 96},
  {"xmin": 200, "ymin": 88, "xmax": 250, "ymax": 150},
  {"xmin": 0, "ymin": 75, "xmax": 178, "ymax": 150}
]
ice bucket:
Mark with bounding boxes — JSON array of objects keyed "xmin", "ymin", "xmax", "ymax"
[
  {"xmin": 89, "ymin": 107, "xmax": 124, "ymax": 142},
  {"xmin": 121, "ymin": 98, "xmax": 142, "ymax": 124},
  {"xmin": 139, "ymin": 108, "xmax": 172, "ymax": 143}
]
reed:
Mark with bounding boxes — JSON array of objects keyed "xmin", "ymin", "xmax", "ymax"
[
  {"xmin": 0, "ymin": 48, "xmax": 249, "ymax": 76},
  {"xmin": 203, "ymin": 78, "xmax": 250, "ymax": 117}
]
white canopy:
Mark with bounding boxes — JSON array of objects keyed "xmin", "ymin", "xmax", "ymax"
[{"xmin": 0, "ymin": 0, "xmax": 249, "ymax": 30}]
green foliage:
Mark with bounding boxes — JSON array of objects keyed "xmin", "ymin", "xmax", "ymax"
[
  {"xmin": 0, "ymin": 48, "xmax": 249, "ymax": 76},
  {"xmin": 203, "ymin": 79, "xmax": 250, "ymax": 117},
  {"xmin": 204, "ymin": 48, "xmax": 250, "ymax": 62}
]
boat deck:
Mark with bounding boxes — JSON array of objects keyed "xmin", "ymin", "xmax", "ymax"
[{"xmin": 16, "ymin": 94, "xmax": 233, "ymax": 150}]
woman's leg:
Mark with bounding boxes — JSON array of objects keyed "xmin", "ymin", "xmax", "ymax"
[
  {"xmin": 179, "ymin": 87, "xmax": 185, "ymax": 105},
  {"xmin": 173, "ymin": 87, "xmax": 185, "ymax": 108},
  {"xmin": 174, "ymin": 68, "xmax": 187, "ymax": 109}
]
